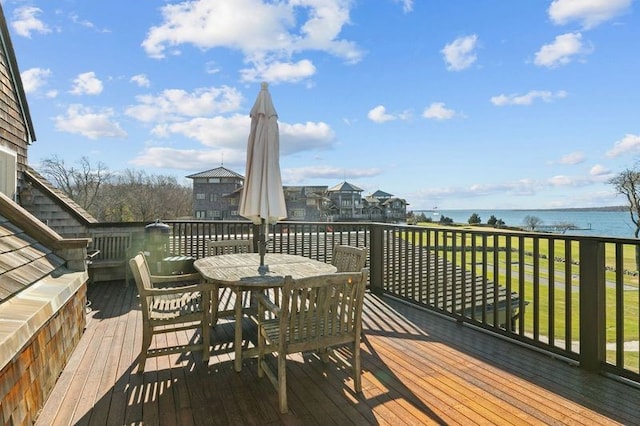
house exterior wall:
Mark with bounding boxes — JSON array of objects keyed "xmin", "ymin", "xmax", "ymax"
[
  {"xmin": 0, "ymin": 45, "xmax": 29, "ymax": 173},
  {"xmin": 24, "ymin": 185, "xmax": 89, "ymax": 237},
  {"xmin": 188, "ymin": 168, "xmax": 407, "ymax": 223},
  {"xmin": 0, "ymin": 280, "xmax": 86, "ymax": 426},
  {"xmin": 191, "ymin": 177, "xmax": 243, "ymax": 220}
]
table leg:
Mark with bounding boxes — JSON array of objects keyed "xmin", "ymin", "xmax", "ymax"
[{"xmin": 234, "ymin": 287, "xmax": 243, "ymax": 372}]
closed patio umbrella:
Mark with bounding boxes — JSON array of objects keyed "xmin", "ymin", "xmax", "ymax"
[{"xmin": 239, "ymin": 82, "xmax": 287, "ymax": 274}]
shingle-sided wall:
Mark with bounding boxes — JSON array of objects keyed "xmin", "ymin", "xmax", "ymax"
[{"xmin": 0, "ymin": 283, "xmax": 87, "ymax": 426}]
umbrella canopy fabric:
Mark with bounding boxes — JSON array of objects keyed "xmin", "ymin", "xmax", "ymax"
[{"xmin": 239, "ymin": 82, "xmax": 287, "ymax": 225}]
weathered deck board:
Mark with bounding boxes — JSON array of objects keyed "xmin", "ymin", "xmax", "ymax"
[{"xmin": 35, "ymin": 280, "xmax": 639, "ymax": 425}]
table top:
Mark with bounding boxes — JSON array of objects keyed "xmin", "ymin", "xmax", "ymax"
[{"xmin": 194, "ymin": 253, "xmax": 337, "ymax": 288}]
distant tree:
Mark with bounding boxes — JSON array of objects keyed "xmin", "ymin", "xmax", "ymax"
[
  {"xmin": 415, "ymin": 212, "xmax": 428, "ymax": 222},
  {"xmin": 39, "ymin": 155, "xmax": 111, "ymax": 212},
  {"xmin": 37, "ymin": 158, "xmax": 192, "ymax": 222},
  {"xmin": 468, "ymin": 213, "xmax": 481, "ymax": 224},
  {"xmin": 523, "ymin": 215, "xmax": 543, "ymax": 231},
  {"xmin": 609, "ymin": 168, "xmax": 640, "ymax": 238},
  {"xmin": 553, "ymin": 222, "xmax": 578, "ymax": 234},
  {"xmin": 439, "ymin": 215, "xmax": 454, "ymax": 225},
  {"xmin": 487, "ymin": 215, "xmax": 505, "ymax": 227}
]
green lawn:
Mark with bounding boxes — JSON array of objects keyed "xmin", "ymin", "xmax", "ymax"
[{"xmin": 404, "ymin": 223, "xmax": 640, "ymax": 372}]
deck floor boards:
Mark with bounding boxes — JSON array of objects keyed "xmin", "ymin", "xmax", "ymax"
[{"xmin": 35, "ymin": 281, "xmax": 639, "ymax": 425}]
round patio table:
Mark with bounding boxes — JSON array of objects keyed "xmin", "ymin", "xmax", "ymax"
[{"xmin": 194, "ymin": 253, "xmax": 337, "ymax": 372}]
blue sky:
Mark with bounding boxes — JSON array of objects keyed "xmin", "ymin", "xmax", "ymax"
[{"xmin": 5, "ymin": 0, "xmax": 640, "ymax": 210}]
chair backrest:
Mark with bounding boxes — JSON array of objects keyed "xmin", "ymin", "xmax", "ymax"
[
  {"xmin": 129, "ymin": 252, "xmax": 154, "ymax": 315},
  {"xmin": 90, "ymin": 231, "xmax": 132, "ymax": 261},
  {"xmin": 207, "ymin": 239, "xmax": 254, "ymax": 256},
  {"xmin": 279, "ymin": 269, "xmax": 368, "ymax": 349},
  {"xmin": 331, "ymin": 245, "xmax": 368, "ymax": 272}
]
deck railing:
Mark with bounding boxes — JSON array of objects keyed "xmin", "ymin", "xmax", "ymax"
[{"xmin": 96, "ymin": 219, "xmax": 640, "ymax": 385}]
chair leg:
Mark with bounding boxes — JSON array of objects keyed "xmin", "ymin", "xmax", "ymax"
[
  {"xmin": 353, "ymin": 342, "xmax": 362, "ymax": 393},
  {"xmin": 202, "ymin": 294, "xmax": 211, "ymax": 365},
  {"xmin": 319, "ymin": 347, "xmax": 330, "ymax": 363},
  {"xmin": 210, "ymin": 285, "xmax": 219, "ymax": 326},
  {"xmin": 138, "ymin": 330, "xmax": 152, "ymax": 373},
  {"xmin": 278, "ymin": 353, "xmax": 288, "ymax": 413},
  {"xmin": 257, "ymin": 330, "xmax": 264, "ymax": 378}
]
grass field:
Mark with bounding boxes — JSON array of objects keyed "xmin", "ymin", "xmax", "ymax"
[{"xmin": 407, "ymin": 222, "xmax": 640, "ymax": 372}]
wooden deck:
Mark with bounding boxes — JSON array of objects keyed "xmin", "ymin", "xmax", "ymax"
[{"xmin": 35, "ymin": 281, "xmax": 639, "ymax": 425}]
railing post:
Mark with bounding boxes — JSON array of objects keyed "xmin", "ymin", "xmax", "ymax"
[
  {"xmin": 369, "ymin": 223, "xmax": 384, "ymax": 295},
  {"xmin": 579, "ymin": 239, "xmax": 606, "ymax": 372}
]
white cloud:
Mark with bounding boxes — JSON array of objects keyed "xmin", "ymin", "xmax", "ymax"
[
  {"xmin": 21, "ymin": 68, "xmax": 51, "ymax": 94},
  {"xmin": 131, "ymin": 146, "xmax": 245, "ymax": 171},
  {"xmin": 151, "ymin": 112, "xmax": 335, "ymax": 156},
  {"xmin": 423, "ymin": 102, "xmax": 456, "ymax": 120},
  {"xmin": 11, "ymin": 6, "xmax": 51, "ymax": 38},
  {"xmin": 54, "ymin": 104, "xmax": 127, "ymax": 139},
  {"xmin": 367, "ymin": 105, "xmax": 395, "ymax": 123},
  {"xmin": 240, "ymin": 59, "xmax": 316, "ymax": 84},
  {"xmin": 279, "ymin": 121, "xmax": 336, "ymax": 155},
  {"xmin": 558, "ymin": 151, "xmax": 585, "ymax": 165},
  {"xmin": 606, "ymin": 134, "xmax": 640, "ymax": 157},
  {"xmin": 491, "ymin": 90, "xmax": 568, "ymax": 106},
  {"xmin": 441, "ymin": 34, "xmax": 478, "ymax": 71},
  {"xmin": 130, "ymin": 74, "xmax": 151, "ymax": 88},
  {"xmin": 548, "ymin": 0, "xmax": 632, "ymax": 29},
  {"xmin": 126, "ymin": 86, "xmax": 243, "ymax": 123},
  {"xmin": 283, "ymin": 165, "xmax": 382, "ymax": 184},
  {"xmin": 394, "ymin": 0, "xmax": 414, "ymax": 13},
  {"xmin": 141, "ymin": 0, "xmax": 363, "ymax": 83},
  {"xmin": 590, "ymin": 164, "xmax": 610, "ymax": 176},
  {"xmin": 534, "ymin": 32, "xmax": 588, "ymax": 68},
  {"xmin": 70, "ymin": 72, "xmax": 103, "ymax": 95}
]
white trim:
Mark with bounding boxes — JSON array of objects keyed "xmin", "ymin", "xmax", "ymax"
[{"xmin": 0, "ymin": 145, "xmax": 17, "ymax": 199}]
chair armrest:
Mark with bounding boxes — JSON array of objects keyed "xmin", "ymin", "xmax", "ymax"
[
  {"xmin": 256, "ymin": 293, "xmax": 281, "ymax": 316},
  {"xmin": 149, "ymin": 272, "xmax": 201, "ymax": 285},
  {"xmin": 141, "ymin": 284, "xmax": 204, "ymax": 296}
]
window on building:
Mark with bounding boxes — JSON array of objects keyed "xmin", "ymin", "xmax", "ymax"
[
  {"xmin": 291, "ymin": 209, "xmax": 305, "ymax": 218},
  {"xmin": 209, "ymin": 194, "xmax": 218, "ymax": 202},
  {"xmin": 196, "ymin": 193, "xmax": 205, "ymax": 200},
  {"xmin": 195, "ymin": 210, "xmax": 206, "ymax": 218},
  {"xmin": 229, "ymin": 198, "xmax": 238, "ymax": 206},
  {"xmin": 208, "ymin": 178, "xmax": 220, "ymax": 183},
  {"xmin": 341, "ymin": 200, "xmax": 352, "ymax": 207},
  {"xmin": 207, "ymin": 210, "xmax": 221, "ymax": 219},
  {"xmin": 0, "ymin": 146, "xmax": 17, "ymax": 199},
  {"xmin": 230, "ymin": 210, "xmax": 238, "ymax": 217}
]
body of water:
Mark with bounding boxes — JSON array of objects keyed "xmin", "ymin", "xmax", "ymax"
[{"xmin": 413, "ymin": 209, "xmax": 638, "ymax": 239}]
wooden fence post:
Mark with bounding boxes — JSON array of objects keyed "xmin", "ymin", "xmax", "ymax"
[
  {"xmin": 579, "ymin": 239, "xmax": 606, "ymax": 372},
  {"xmin": 369, "ymin": 223, "xmax": 384, "ymax": 295}
]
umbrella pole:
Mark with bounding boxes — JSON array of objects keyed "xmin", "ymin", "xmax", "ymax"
[{"xmin": 258, "ymin": 219, "xmax": 269, "ymax": 275}]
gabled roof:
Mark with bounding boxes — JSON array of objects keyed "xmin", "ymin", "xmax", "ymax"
[
  {"xmin": 381, "ymin": 197, "xmax": 409, "ymax": 206},
  {"xmin": 24, "ymin": 166, "xmax": 98, "ymax": 224},
  {"xmin": 327, "ymin": 181, "xmax": 363, "ymax": 193},
  {"xmin": 0, "ymin": 198, "xmax": 67, "ymax": 302},
  {"xmin": 372, "ymin": 190, "xmax": 393, "ymax": 198},
  {"xmin": 186, "ymin": 166, "xmax": 244, "ymax": 179},
  {"xmin": 0, "ymin": 5, "xmax": 35, "ymax": 143}
]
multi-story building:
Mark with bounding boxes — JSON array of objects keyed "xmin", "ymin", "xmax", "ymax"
[
  {"xmin": 187, "ymin": 167, "xmax": 408, "ymax": 222},
  {"xmin": 186, "ymin": 166, "xmax": 244, "ymax": 220}
]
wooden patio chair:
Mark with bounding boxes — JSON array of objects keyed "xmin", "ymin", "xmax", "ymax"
[
  {"xmin": 207, "ymin": 239, "xmax": 254, "ymax": 325},
  {"xmin": 256, "ymin": 268, "xmax": 368, "ymax": 413},
  {"xmin": 331, "ymin": 244, "xmax": 368, "ymax": 272},
  {"xmin": 129, "ymin": 252, "xmax": 210, "ymax": 372}
]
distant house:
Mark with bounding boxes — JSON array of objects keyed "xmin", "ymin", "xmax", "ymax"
[
  {"xmin": 186, "ymin": 167, "xmax": 408, "ymax": 223},
  {"xmin": 0, "ymin": 4, "xmax": 90, "ymax": 424},
  {"xmin": 283, "ymin": 185, "xmax": 329, "ymax": 221},
  {"xmin": 186, "ymin": 166, "xmax": 245, "ymax": 220}
]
